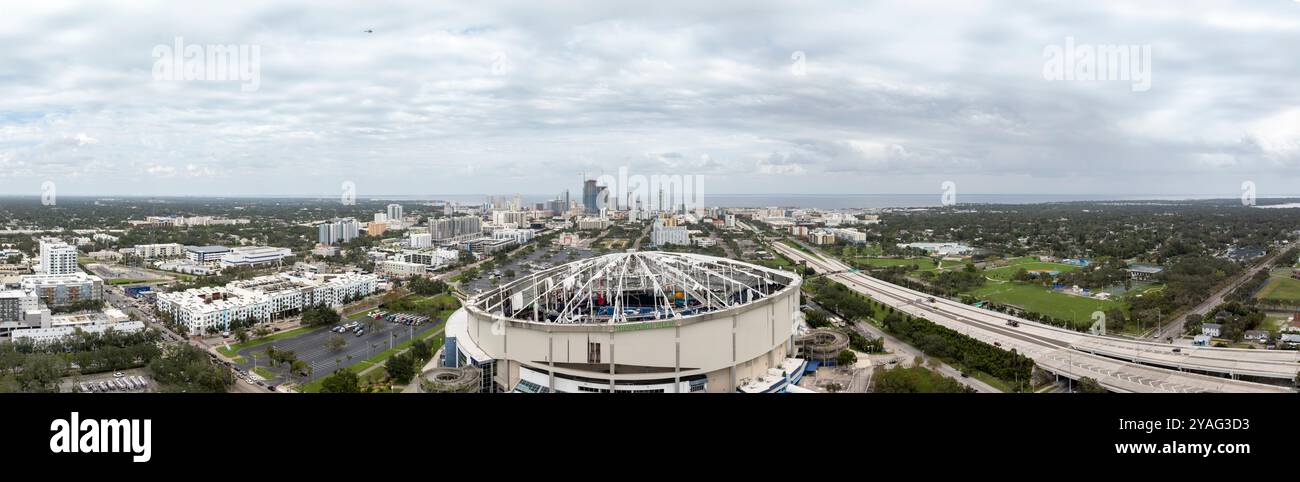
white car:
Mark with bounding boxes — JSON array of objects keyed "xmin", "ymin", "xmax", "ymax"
[{"xmin": 113, "ymin": 372, "xmax": 124, "ymax": 378}]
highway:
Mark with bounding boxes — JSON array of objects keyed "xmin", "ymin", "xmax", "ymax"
[{"xmin": 773, "ymin": 243, "xmax": 1296, "ymax": 393}]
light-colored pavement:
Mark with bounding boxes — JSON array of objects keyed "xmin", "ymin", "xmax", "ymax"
[{"xmin": 773, "ymin": 242, "xmax": 1296, "ymax": 393}]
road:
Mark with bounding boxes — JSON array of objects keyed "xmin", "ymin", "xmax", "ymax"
[
  {"xmin": 1153, "ymin": 249, "xmax": 1286, "ymax": 340},
  {"xmin": 851, "ymin": 319, "xmax": 1000, "ymax": 393},
  {"xmin": 805, "ymin": 297, "xmax": 1000, "ymax": 392},
  {"xmin": 773, "ymin": 242, "xmax": 1295, "ymax": 393}
]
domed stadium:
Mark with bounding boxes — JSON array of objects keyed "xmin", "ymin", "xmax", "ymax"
[{"xmin": 441, "ymin": 251, "xmax": 806, "ymax": 393}]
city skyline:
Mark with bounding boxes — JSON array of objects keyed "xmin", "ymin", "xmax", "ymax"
[{"xmin": 2, "ymin": 0, "xmax": 1298, "ymax": 197}]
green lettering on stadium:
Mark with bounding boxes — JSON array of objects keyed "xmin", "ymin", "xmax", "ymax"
[{"xmin": 614, "ymin": 320, "xmax": 676, "ymax": 332}]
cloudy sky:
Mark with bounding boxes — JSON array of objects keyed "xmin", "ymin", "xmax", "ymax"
[{"xmin": 1, "ymin": 0, "xmax": 1298, "ymax": 198}]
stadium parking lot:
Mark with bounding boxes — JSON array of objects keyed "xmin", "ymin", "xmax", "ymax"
[{"xmin": 230, "ymin": 311, "xmax": 445, "ymax": 386}]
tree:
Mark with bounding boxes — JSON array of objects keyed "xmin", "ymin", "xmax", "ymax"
[
  {"xmin": 17, "ymin": 354, "xmax": 66, "ymax": 392},
  {"xmin": 385, "ymin": 352, "xmax": 416, "ymax": 384},
  {"xmin": 234, "ymin": 327, "xmax": 250, "ymax": 344},
  {"xmin": 325, "ymin": 334, "xmax": 346, "ymax": 352},
  {"xmin": 1076, "ymin": 377, "xmax": 1108, "ymax": 393},
  {"xmin": 319, "ymin": 369, "xmax": 360, "ymax": 393},
  {"xmin": 410, "ymin": 338, "xmax": 433, "ymax": 362},
  {"xmin": 836, "ymin": 349, "xmax": 858, "ymax": 367}
]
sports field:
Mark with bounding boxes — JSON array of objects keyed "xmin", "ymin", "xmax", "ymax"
[
  {"xmin": 968, "ymin": 283, "xmax": 1122, "ymax": 329},
  {"xmin": 982, "ymin": 258, "xmax": 1080, "ymax": 281},
  {"xmin": 1255, "ymin": 275, "xmax": 1300, "ymax": 303}
]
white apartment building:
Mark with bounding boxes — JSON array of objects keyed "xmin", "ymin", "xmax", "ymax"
[
  {"xmin": 19, "ymin": 272, "xmax": 104, "ymax": 307},
  {"xmin": 651, "ymin": 220, "xmax": 690, "ymax": 246},
  {"xmin": 831, "ymin": 228, "xmax": 867, "ymax": 244},
  {"xmin": 127, "ymin": 243, "xmax": 186, "ymax": 259},
  {"xmin": 39, "ymin": 239, "xmax": 79, "ymax": 275},
  {"xmin": 155, "ymin": 271, "xmax": 379, "ymax": 334},
  {"xmin": 491, "ymin": 210, "xmax": 528, "ymax": 227},
  {"xmin": 387, "ymin": 204, "xmax": 404, "ymax": 222},
  {"xmin": 491, "ymin": 228, "xmax": 535, "ymax": 244},
  {"xmin": 409, "ymin": 232, "xmax": 433, "ymax": 249}
]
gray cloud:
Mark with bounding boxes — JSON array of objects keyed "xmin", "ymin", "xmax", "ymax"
[{"xmin": 1, "ymin": 0, "xmax": 1299, "ymax": 198}]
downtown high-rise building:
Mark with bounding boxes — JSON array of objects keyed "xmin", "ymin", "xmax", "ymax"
[{"xmin": 387, "ymin": 203, "xmax": 404, "ymax": 222}]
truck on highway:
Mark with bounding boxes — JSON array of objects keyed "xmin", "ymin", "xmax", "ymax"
[{"xmin": 1006, "ymin": 319, "xmax": 1019, "ymax": 328}]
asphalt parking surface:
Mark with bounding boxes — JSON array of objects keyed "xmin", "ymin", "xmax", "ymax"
[
  {"xmin": 230, "ymin": 314, "xmax": 444, "ymax": 385},
  {"xmin": 463, "ymin": 245, "xmax": 595, "ymax": 294}
]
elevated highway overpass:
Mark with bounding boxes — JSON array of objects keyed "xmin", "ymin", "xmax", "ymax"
[{"xmin": 772, "ymin": 243, "xmax": 1296, "ymax": 393}]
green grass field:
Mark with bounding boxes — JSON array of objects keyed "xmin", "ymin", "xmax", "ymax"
[
  {"xmin": 968, "ymin": 283, "xmax": 1122, "ymax": 328},
  {"xmin": 982, "ymin": 260, "xmax": 1079, "ymax": 281},
  {"xmin": 252, "ymin": 367, "xmax": 276, "ymax": 380},
  {"xmin": 1256, "ymin": 276, "xmax": 1300, "ymax": 303},
  {"xmin": 852, "ymin": 257, "xmax": 937, "ymax": 271}
]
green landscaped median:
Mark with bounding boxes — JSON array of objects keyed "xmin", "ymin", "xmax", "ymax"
[
  {"xmin": 253, "ymin": 367, "xmax": 276, "ymax": 380},
  {"xmin": 217, "ymin": 325, "xmax": 323, "ymax": 358}
]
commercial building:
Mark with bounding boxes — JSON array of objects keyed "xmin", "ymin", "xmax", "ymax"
[
  {"xmin": 447, "ymin": 252, "xmax": 803, "ymax": 393},
  {"xmin": 19, "ymin": 272, "xmax": 104, "ymax": 307},
  {"xmin": 402, "ymin": 248, "xmax": 459, "ymax": 268},
  {"xmin": 317, "ymin": 218, "xmax": 360, "ymax": 245},
  {"xmin": 40, "ymin": 239, "xmax": 79, "ymax": 275},
  {"xmin": 10, "ymin": 320, "xmax": 145, "ymax": 345},
  {"xmin": 463, "ymin": 237, "xmax": 515, "ymax": 254},
  {"xmin": 0, "ymin": 289, "xmax": 44, "ymax": 330},
  {"xmin": 387, "ymin": 203, "xmax": 404, "ymax": 223},
  {"xmin": 377, "ymin": 260, "xmax": 427, "ymax": 278},
  {"xmin": 155, "ymin": 271, "xmax": 379, "ymax": 335},
  {"xmin": 897, "ymin": 242, "xmax": 972, "ymax": 255},
  {"xmin": 220, "ymin": 246, "xmax": 293, "ymax": 267},
  {"xmin": 185, "ymin": 245, "xmax": 233, "ymax": 264}
]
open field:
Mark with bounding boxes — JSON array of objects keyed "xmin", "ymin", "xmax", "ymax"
[
  {"xmin": 852, "ymin": 257, "xmax": 937, "ymax": 271},
  {"xmin": 983, "ymin": 260, "xmax": 1080, "ymax": 281},
  {"xmin": 968, "ymin": 282, "xmax": 1123, "ymax": 328},
  {"xmin": 1256, "ymin": 275, "xmax": 1300, "ymax": 303}
]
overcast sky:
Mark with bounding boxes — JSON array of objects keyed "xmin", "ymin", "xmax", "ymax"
[{"xmin": 1, "ymin": 0, "xmax": 1298, "ymax": 199}]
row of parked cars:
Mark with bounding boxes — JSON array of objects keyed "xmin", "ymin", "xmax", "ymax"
[
  {"xmin": 333, "ymin": 320, "xmax": 366, "ymax": 337},
  {"xmin": 80, "ymin": 373, "xmax": 149, "ymax": 392},
  {"xmin": 370, "ymin": 310, "xmax": 429, "ymax": 326}
]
